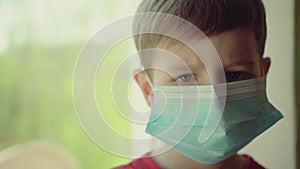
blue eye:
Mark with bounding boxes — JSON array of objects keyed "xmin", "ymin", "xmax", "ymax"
[
  {"xmin": 225, "ymin": 71, "xmax": 253, "ymax": 82},
  {"xmin": 176, "ymin": 73, "xmax": 197, "ymax": 83}
]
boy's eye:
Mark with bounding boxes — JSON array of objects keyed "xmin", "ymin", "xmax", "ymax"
[
  {"xmin": 225, "ymin": 71, "xmax": 254, "ymax": 82},
  {"xmin": 175, "ymin": 73, "xmax": 197, "ymax": 84}
]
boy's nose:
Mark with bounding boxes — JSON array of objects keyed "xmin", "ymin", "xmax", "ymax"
[{"xmin": 196, "ymin": 68, "xmax": 227, "ymax": 85}]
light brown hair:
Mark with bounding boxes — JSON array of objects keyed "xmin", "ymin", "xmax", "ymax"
[{"xmin": 133, "ymin": 0, "xmax": 267, "ymax": 56}]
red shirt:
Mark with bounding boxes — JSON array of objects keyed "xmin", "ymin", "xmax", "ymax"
[{"xmin": 112, "ymin": 153, "xmax": 265, "ymax": 169}]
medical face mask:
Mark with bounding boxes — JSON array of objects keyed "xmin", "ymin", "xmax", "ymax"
[{"xmin": 145, "ymin": 77, "xmax": 283, "ymax": 164}]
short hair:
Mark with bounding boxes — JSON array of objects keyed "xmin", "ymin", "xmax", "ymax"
[{"xmin": 133, "ymin": 0, "xmax": 267, "ymax": 56}]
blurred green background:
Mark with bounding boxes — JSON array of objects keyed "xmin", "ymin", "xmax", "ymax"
[
  {"xmin": 1, "ymin": 0, "xmax": 297, "ymax": 169},
  {"xmin": 0, "ymin": 0, "xmax": 141, "ymax": 168}
]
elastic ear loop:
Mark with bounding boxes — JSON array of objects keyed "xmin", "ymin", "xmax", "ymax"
[
  {"xmin": 260, "ymin": 57, "xmax": 265, "ymax": 77},
  {"xmin": 140, "ymin": 65, "xmax": 155, "ymax": 106}
]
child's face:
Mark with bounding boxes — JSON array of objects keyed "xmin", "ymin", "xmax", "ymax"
[{"xmin": 135, "ymin": 27, "xmax": 270, "ymax": 106}]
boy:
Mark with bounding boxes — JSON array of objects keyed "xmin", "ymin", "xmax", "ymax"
[{"xmin": 113, "ymin": 0, "xmax": 283, "ymax": 169}]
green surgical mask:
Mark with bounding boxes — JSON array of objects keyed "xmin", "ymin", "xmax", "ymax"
[{"xmin": 145, "ymin": 77, "xmax": 283, "ymax": 164}]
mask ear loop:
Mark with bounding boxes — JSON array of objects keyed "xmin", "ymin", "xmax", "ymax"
[
  {"xmin": 139, "ymin": 65, "xmax": 155, "ymax": 106},
  {"xmin": 260, "ymin": 57, "xmax": 265, "ymax": 77},
  {"xmin": 145, "ymin": 70, "xmax": 155, "ymax": 106}
]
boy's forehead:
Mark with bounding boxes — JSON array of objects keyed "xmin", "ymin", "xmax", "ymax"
[
  {"xmin": 156, "ymin": 41, "xmax": 204, "ymax": 66},
  {"xmin": 142, "ymin": 39, "xmax": 215, "ymax": 83},
  {"xmin": 141, "ymin": 38, "xmax": 206, "ymax": 72},
  {"xmin": 148, "ymin": 27, "xmax": 261, "ymax": 69},
  {"xmin": 141, "ymin": 46, "xmax": 204, "ymax": 76}
]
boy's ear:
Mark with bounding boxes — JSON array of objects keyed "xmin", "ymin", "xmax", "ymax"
[
  {"xmin": 134, "ymin": 71, "xmax": 153, "ymax": 107},
  {"xmin": 262, "ymin": 57, "xmax": 271, "ymax": 76}
]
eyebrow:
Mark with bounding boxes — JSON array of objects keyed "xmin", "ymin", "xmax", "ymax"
[
  {"xmin": 223, "ymin": 60, "xmax": 256, "ymax": 68},
  {"xmin": 161, "ymin": 64, "xmax": 194, "ymax": 74},
  {"xmin": 153, "ymin": 61, "xmax": 205, "ymax": 78}
]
